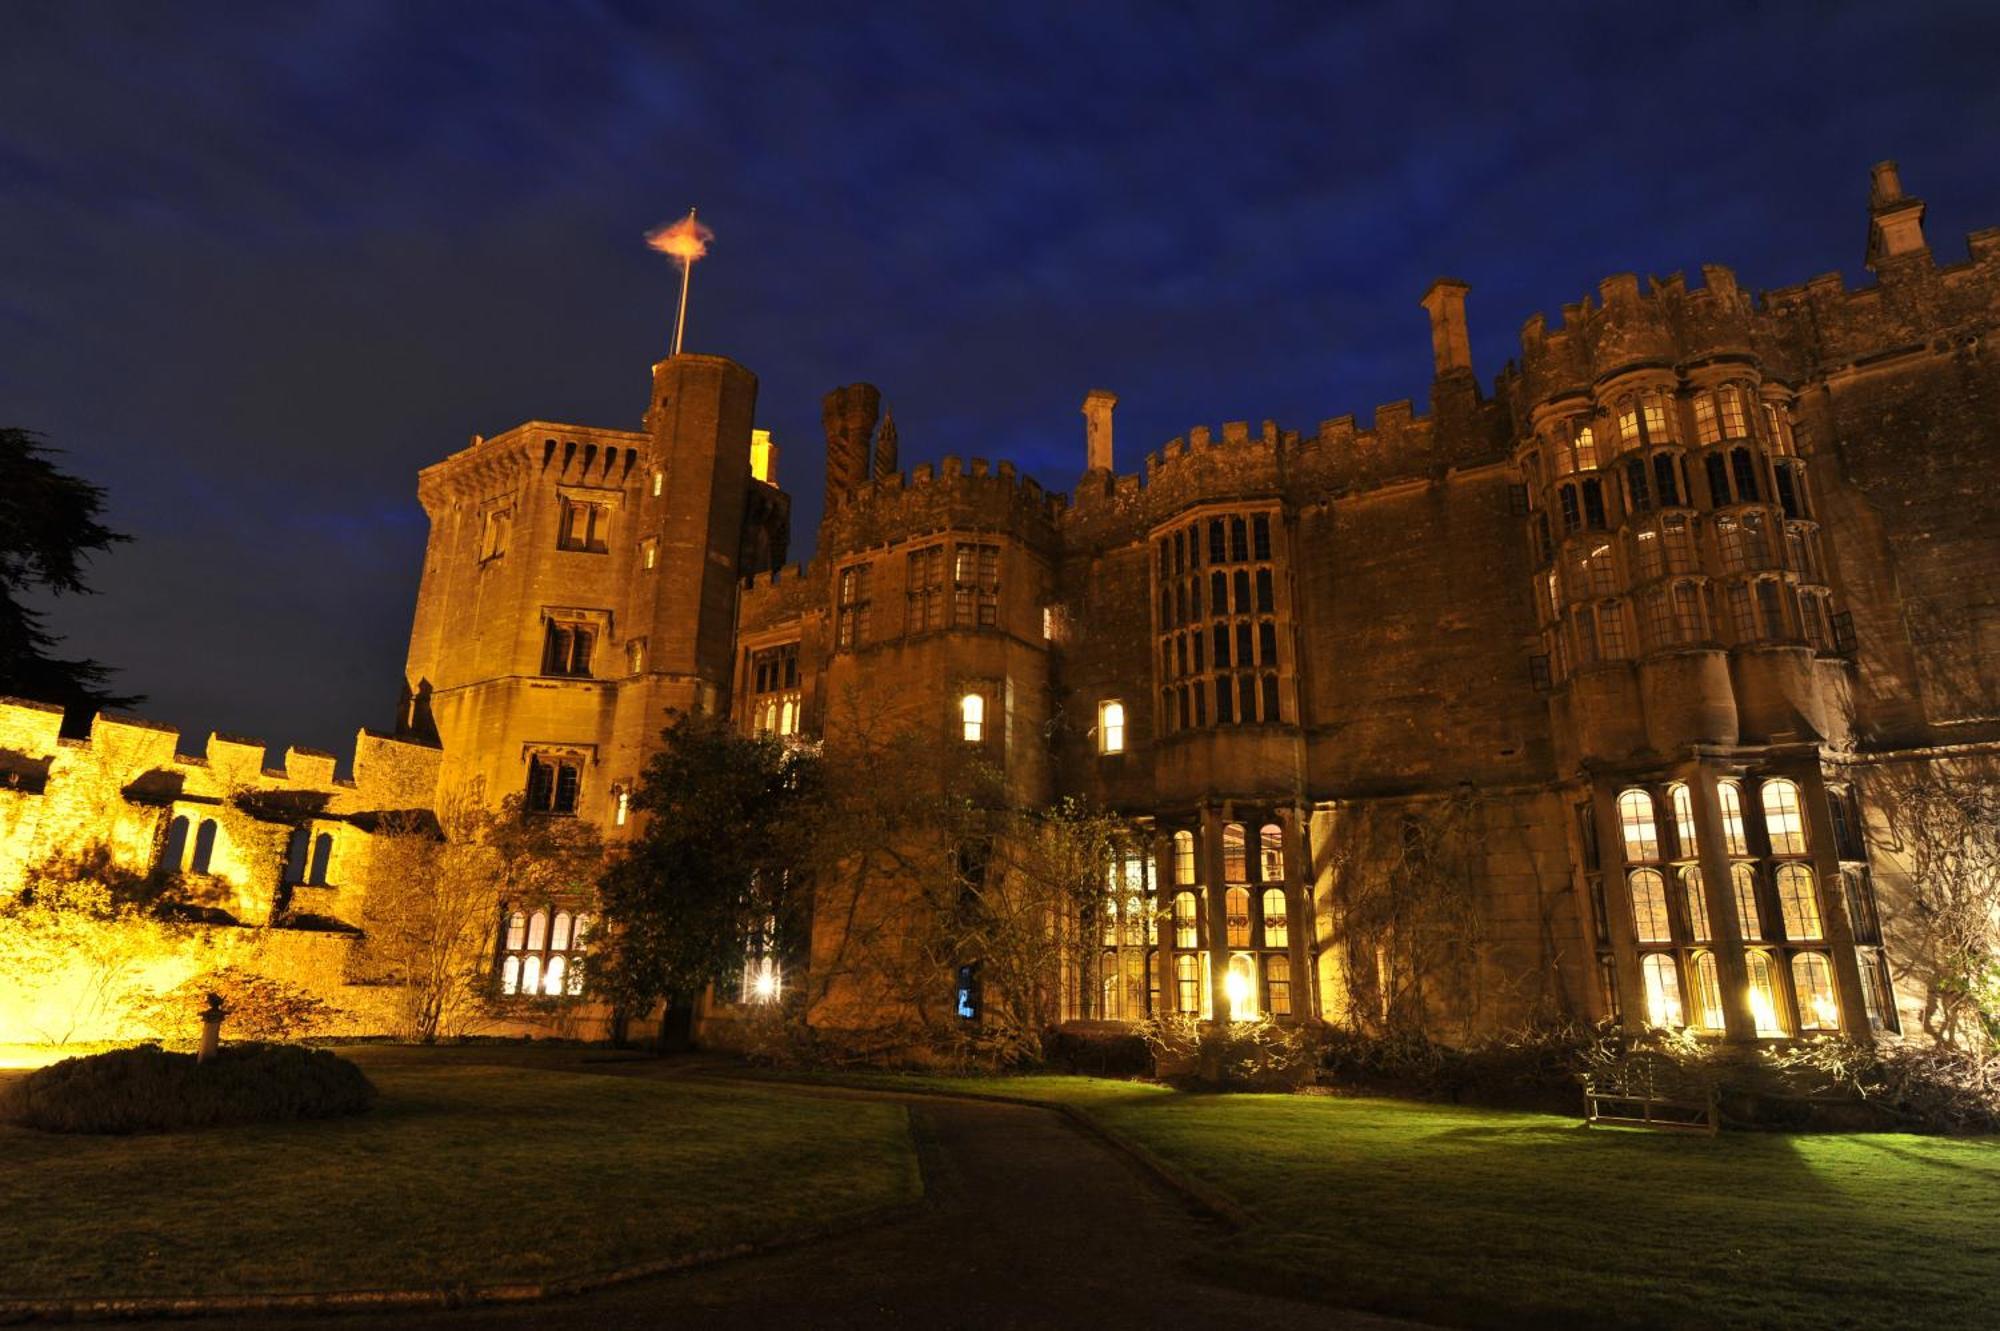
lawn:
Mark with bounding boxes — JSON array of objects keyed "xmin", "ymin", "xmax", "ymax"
[
  {"xmin": 0, "ymin": 1054, "xmax": 920, "ymax": 1300},
  {"xmin": 792, "ymin": 1071, "xmax": 2000, "ymax": 1329}
]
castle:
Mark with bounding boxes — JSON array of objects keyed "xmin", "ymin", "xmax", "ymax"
[{"xmin": 4, "ymin": 162, "xmax": 1996, "ymax": 1050}]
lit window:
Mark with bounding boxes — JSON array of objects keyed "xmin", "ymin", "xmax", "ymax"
[
  {"xmin": 1690, "ymin": 952, "xmax": 1724, "ymax": 1029},
  {"xmin": 1259, "ymin": 824, "xmax": 1283, "ymax": 882},
  {"xmin": 1776, "ymin": 863, "xmax": 1823, "ymax": 941},
  {"xmin": 1718, "ymin": 386, "xmax": 1749, "ymax": 439},
  {"xmin": 1173, "ymin": 831, "xmax": 1195, "ymax": 886},
  {"xmin": 1668, "ymin": 783, "xmax": 1699, "ymax": 858},
  {"xmin": 1173, "ymin": 890, "xmax": 1198, "ymax": 948},
  {"xmin": 1175, "ymin": 954, "xmax": 1201, "ymax": 1014},
  {"xmin": 906, "ymin": 545, "xmax": 946, "ymax": 633},
  {"xmin": 1761, "ymin": 779, "xmax": 1808, "ymax": 855},
  {"xmin": 1718, "ymin": 781, "xmax": 1749, "ymax": 855},
  {"xmin": 1746, "ymin": 951, "xmax": 1784, "ymax": 1035},
  {"xmin": 651, "ymin": 470, "xmax": 663, "ymax": 497},
  {"xmin": 1617, "ymin": 789, "xmax": 1660, "ymax": 862},
  {"xmin": 505, "ymin": 911, "xmax": 526, "ymax": 951},
  {"xmin": 1222, "ymin": 823, "xmax": 1247, "ymax": 882},
  {"xmin": 1682, "ymin": 866, "xmax": 1711, "ymax": 941},
  {"xmin": 1099, "ymin": 700, "xmax": 1125, "ymax": 754},
  {"xmin": 1265, "ymin": 955, "xmax": 1292, "ymax": 1017},
  {"xmin": 1641, "ymin": 953, "xmax": 1684, "ymax": 1027},
  {"xmin": 1693, "ymin": 393, "xmax": 1720, "ymax": 445},
  {"xmin": 960, "ymin": 692, "xmax": 984, "ymax": 742},
  {"xmin": 626, "ymin": 639, "xmax": 647, "ymax": 674},
  {"xmin": 952, "ymin": 543, "xmax": 1000, "ymax": 628},
  {"xmin": 640, "ymin": 537, "xmax": 658, "ymax": 570},
  {"xmin": 522, "ymin": 954, "xmax": 543, "ymax": 995},
  {"xmin": 527, "ymin": 910, "xmax": 548, "ymax": 951},
  {"xmin": 1793, "ymin": 953, "xmax": 1840, "ymax": 1031},
  {"xmin": 1225, "ymin": 952, "xmax": 1257, "ymax": 1020},
  {"xmin": 501, "ymin": 955, "xmax": 521, "ymax": 995},
  {"xmin": 1733, "ymin": 863, "xmax": 1763, "ymax": 940},
  {"xmin": 551, "ymin": 911, "xmax": 573, "ymax": 951},
  {"xmin": 1628, "ymin": 869, "xmax": 1672, "ymax": 943},
  {"xmin": 1225, "ymin": 887, "xmax": 1251, "ymax": 947},
  {"xmin": 1261, "ymin": 888, "xmax": 1288, "ymax": 949},
  {"xmin": 614, "ymin": 787, "xmax": 630, "ymax": 826},
  {"xmin": 543, "ymin": 955, "xmax": 567, "ymax": 996}
]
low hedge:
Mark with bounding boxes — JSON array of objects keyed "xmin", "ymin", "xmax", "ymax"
[{"xmin": 1, "ymin": 1042, "xmax": 376, "ymax": 1134}]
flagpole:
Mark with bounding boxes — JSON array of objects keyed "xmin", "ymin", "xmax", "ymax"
[{"xmin": 672, "ymin": 208, "xmax": 697, "ymax": 356}]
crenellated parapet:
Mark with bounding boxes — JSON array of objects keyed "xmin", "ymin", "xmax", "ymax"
[
  {"xmin": 737, "ymin": 560, "xmax": 824, "ymax": 636},
  {"xmin": 816, "ymin": 454, "xmax": 1067, "ymax": 562},
  {"xmin": 416, "ymin": 420, "xmax": 650, "ymax": 511}
]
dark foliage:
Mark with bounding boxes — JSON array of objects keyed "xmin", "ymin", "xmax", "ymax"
[
  {"xmin": 0, "ymin": 427, "xmax": 138, "ymax": 724},
  {"xmin": 1043, "ymin": 1026, "xmax": 1152, "ymax": 1077},
  {"xmin": 591, "ymin": 711, "xmax": 822, "ymax": 1018},
  {"xmin": 1, "ymin": 1042, "xmax": 375, "ymax": 1134}
]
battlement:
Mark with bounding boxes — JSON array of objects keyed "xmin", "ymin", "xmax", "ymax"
[
  {"xmin": 417, "ymin": 419, "xmax": 651, "ymax": 506},
  {"xmin": 0, "ymin": 697, "xmax": 440, "ymax": 811},
  {"xmin": 817, "ymin": 451, "xmax": 1070, "ymax": 561}
]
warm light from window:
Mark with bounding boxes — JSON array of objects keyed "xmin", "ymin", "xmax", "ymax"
[
  {"xmin": 1099, "ymin": 700, "xmax": 1125, "ymax": 753},
  {"xmin": 1224, "ymin": 955, "xmax": 1255, "ymax": 1021},
  {"xmin": 960, "ymin": 692, "xmax": 984, "ymax": 742},
  {"xmin": 614, "ymin": 788, "xmax": 630, "ymax": 826}
]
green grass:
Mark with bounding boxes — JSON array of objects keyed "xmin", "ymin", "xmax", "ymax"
[
  {"xmin": 789, "ymin": 1071, "xmax": 2000, "ymax": 1329},
  {"xmin": 0, "ymin": 1058, "xmax": 919, "ymax": 1300}
]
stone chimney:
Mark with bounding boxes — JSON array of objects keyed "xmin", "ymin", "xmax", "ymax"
[
  {"xmin": 821, "ymin": 383, "xmax": 881, "ymax": 506},
  {"xmin": 1866, "ymin": 160, "xmax": 1928, "ymax": 271},
  {"xmin": 1082, "ymin": 389, "xmax": 1117, "ymax": 473},
  {"xmin": 1420, "ymin": 278, "xmax": 1473, "ymax": 378}
]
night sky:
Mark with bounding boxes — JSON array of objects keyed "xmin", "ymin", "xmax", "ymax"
[{"xmin": 5, "ymin": 1, "xmax": 1998, "ymax": 759}]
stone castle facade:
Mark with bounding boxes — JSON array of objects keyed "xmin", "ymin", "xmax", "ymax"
[{"xmin": 4, "ymin": 162, "xmax": 1995, "ymax": 1048}]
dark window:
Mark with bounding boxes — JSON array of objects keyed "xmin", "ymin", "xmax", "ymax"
[
  {"xmin": 1653, "ymin": 452, "xmax": 1681, "ymax": 507},
  {"xmin": 1844, "ymin": 869, "xmax": 1883, "ymax": 945},
  {"xmin": 527, "ymin": 755, "xmax": 582, "ymax": 815},
  {"xmin": 1193, "ymin": 685, "xmax": 1206, "ymax": 726},
  {"xmin": 1256, "ymin": 568, "xmax": 1274, "ymax": 613},
  {"xmin": 1208, "ymin": 519, "xmax": 1226, "ymax": 564},
  {"xmin": 308, "ymin": 832, "xmax": 333, "ymax": 885},
  {"xmin": 282, "ymin": 826, "xmax": 310, "ymax": 883},
  {"xmin": 1172, "ymin": 530, "xmax": 1184, "ymax": 574},
  {"xmin": 837, "ymin": 564, "xmax": 873, "ymax": 648},
  {"xmin": 1253, "ymin": 514, "xmax": 1272, "ymax": 560},
  {"xmin": 191, "ymin": 819, "xmax": 218, "ymax": 874},
  {"xmin": 1233, "ymin": 569, "xmax": 1251, "ymax": 613},
  {"xmin": 163, "ymin": 815, "xmax": 190, "ymax": 872},
  {"xmin": 1189, "ymin": 579, "xmax": 1202, "ymax": 618},
  {"xmin": 1829, "ymin": 788, "xmax": 1866, "ymax": 861},
  {"xmin": 1731, "ymin": 448, "xmax": 1761, "ymax": 503},
  {"xmin": 906, "ymin": 546, "xmax": 945, "ymax": 632},
  {"xmin": 1704, "ymin": 453, "xmax": 1731, "ymax": 507},
  {"xmin": 1576, "ymin": 801, "xmax": 1601, "ymax": 871},
  {"xmin": 1582, "ymin": 479, "xmax": 1608, "ymax": 530},
  {"xmin": 1236, "ymin": 621, "xmax": 1252, "ymax": 666},
  {"xmin": 953, "ymin": 543, "xmax": 1000, "ymax": 627},
  {"xmin": 1528, "ymin": 654, "xmax": 1552, "ymax": 690},
  {"xmin": 1258, "ymin": 620, "xmax": 1277, "ymax": 665},
  {"xmin": 1535, "ymin": 512, "xmax": 1554, "ymax": 564},
  {"xmin": 1261, "ymin": 673, "xmax": 1279, "ymax": 721},
  {"xmin": 542, "ymin": 622, "xmax": 595, "ymax": 677},
  {"xmin": 557, "ymin": 497, "xmax": 610, "ymax": 552},
  {"xmin": 1216, "ymin": 679, "xmax": 1233, "ymax": 723},
  {"xmin": 1774, "ymin": 463, "xmax": 1801, "ymax": 519},
  {"xmin": 1625, "ymin": 459, "xmax": 1653, "ymax": 514},
  {"xmin": 1213, "ymin": 623, "xmax": 1230, "ymax": 667},
  {"xmin": 1238, "ymin": 673, "xmax": 1256, "ymax": 722},
  {"xmin": 1558, "ymin": 484, "xmax": 1581, "ymax": 535},
  {"xmin": 1210, "ymin": 570, "xmax": 1227, "ymax": 613},
  {"xmin": 1230, "ymin": 517, "xmax": 1248, "ymax": 562}
]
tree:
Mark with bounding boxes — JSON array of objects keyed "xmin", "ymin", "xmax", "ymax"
[
  {"xmin": 358, "ymin": 789, "xmax": 602, "ymax": 1043},
  {"xmin": 590, "ymin": 711, "xmax": 822, "ymax": 1035},
  {"xmin": 0, "ymin": 427, "xmax": 138, "ymax": 722},
  {"xmin": 1870, "ymin": 760, "xmax": 2000, "ymax": 1051}
]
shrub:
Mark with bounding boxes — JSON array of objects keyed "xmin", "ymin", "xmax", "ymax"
[
  {"xmin": 1044, "ymin": 1026, "xmax": 1152, "ymax": 1077},
  {"xmin": 139, "ymin": 968, "xmax": 348, "ymax": 1044},
  {"xmin": 1, "ymin": 1043, "xmax": 376, "ymax": 1134},
  {"xmin": 1141, "ymin": 1014, "xmax": 1317, "ymax": 1090}
]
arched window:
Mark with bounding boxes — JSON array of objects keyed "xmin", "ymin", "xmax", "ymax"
[
  {"xmin": 282, "ymin": 826, "xmax": 310, "ymax": 883},
  {"xmin": 162, "ymin": 815, "xmax": 191, "ymax": 873},
  {"xmin": 190, "ymin": 819, "xmax": 219, "ymax": 874},
  {"xmin": 551, "ymin": 911, "xmax": 573, "ymax": 952},
  {"xmin": 1717, "ymin": 781, "xmax": 1749, "ymax": 856},
  {"xmin": 1732, "ymin": 863, "xmax": 1763, "ymax": 940},
  {"xmin": 1746, "ymin": 951, "xmax": 1785, "ymax": 1036},
  {"xmin": 1628, "ymin": 870, "xmax": 1672, "ymax": 943},
  {"xmin": 308, "ymin": 831, "xmax": 333, "ymax": 885},
  {"xmin": 1793, "ymin": 953, "xmax": 1839, "ymax": 1031},
  {"xmin": 526, "ymin": 910, "xmax": 548, "ymax": 951},
  {"xmin": 959, "ymin": 693, "xmax": 984, "ymax": 742},
  {"xmin": 1265, "ymin": 955, "xmax": 1292, "ymax": 1017},
  {"xmin": 1172, "ymin": 892, "xmax": 1198, "ymax": 949},
  {"xmin": 1761, "ymin": 779, "xmax": 1808, "ymax": 855},
  {"xmin": 1641, "ymin": 954, "xmax": 1684, "ymax": 1027},
  {"xmin": 571, "ymin": 915, "xmax": 589, "ymax": 948},
  {"xmin": 1261, "ymin": 888, "xmax": 1288, "ymax": 949},
  {"xmin": 1175, "ymin": 954, "xmax": 1200, "ymax": 1014},
  {"xmin": 1225, "ymin": 887, "xmax": 1251, "ymax": 947},
  {"xmin": 1681, "ymin": 867, "xmax": 1711, "ymax": 942},
  {"xmin": 1098, "ymin": 700, "xmax": 1125, "ymax": 754},
  {"xmin": 1775, "ymin": 864, "xmax": 1823, "ymax": 941},
  {"xmin": 1258, "ymin": 824, "xmax": 1284, "ymax": 882},
  {"xmin": 1101, "ymin": 894, "xmax": 1120, "ymax": 945},
  {"xmin": 521, "ymin": 954, "xmax": 543, "ymax": 996},
  {"xmin": 543, "ymin": 955, "xmax": 567, "ymax": 997},
  {"xmin": 504, "ymin": 911, "xmax": 526, "ymax": 950},
  {"xmin": 1226, "ymin": 952, "xmax": 1257, "ymax": 1020},
  {"xmin": 1617, "ymin": 789, "xmax": 1659, "ymax": 862},
  {"xmin": 1222, "ymin": 823, "xmax": 1247, "ymax": 882},
  {"xmin": 1172, "ymin": 831, "xmax": 1195, "ymax": 885},
  {"xmin": 500, "ymin": 955, "xmax": 521, "ymax": 995},
  {"xmin": 1690, "ymin": 951, "xmax": 1724, "ymax": 1029},
  {"xmin": 1668, "ymin": 783, "xmax": 1699, "ymax": 859}
]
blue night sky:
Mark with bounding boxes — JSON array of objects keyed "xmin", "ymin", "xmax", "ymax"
[{"xmin": 4, "ymin": 0, "xmax": 1998, "ymax": 756}]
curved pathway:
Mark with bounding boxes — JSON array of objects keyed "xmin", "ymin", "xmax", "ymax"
[{"xmin": 144, "ymin": 1072, "xmax": 1422, "ymax": 1329}]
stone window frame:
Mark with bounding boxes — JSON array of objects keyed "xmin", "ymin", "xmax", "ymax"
[{"xmin": 1151, "ymin": 504, "xmax": 1288, "ymax": 737}]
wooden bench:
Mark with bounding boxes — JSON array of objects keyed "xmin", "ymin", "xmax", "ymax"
[{"xmin": 1578, "ymin": 1053, "xmax": 1719, "ymax": 1135}]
